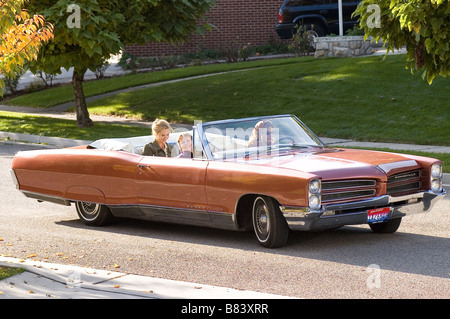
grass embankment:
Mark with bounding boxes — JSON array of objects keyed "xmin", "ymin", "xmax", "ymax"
[
  {"xmin": 5, "ymin": 58, "xmax": 302, "ymax": 108},
  {"xmin": 3, "ymin": 54, "xmax": 449, "ymax": 146},
  {"xmin": 86, "ymin": 54, "xmax": 448, "ymax": 146},
  {"xmin": 0, "ymin": 111, "xmax": 150, "ymax": 140}
]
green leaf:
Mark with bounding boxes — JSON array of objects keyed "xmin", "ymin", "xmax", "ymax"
[
  {"xmin": 424, "ymin": 38, "xmax": 434, "ymax": 54},
  {"xmin": 430, "ymin": 17, "xmax": 444, "ymax": 31},
  {"xmin": 93, "ymin": 45, "xmax": 102, "ymax": 55},
  {"xmin": 22, "ymin": 0, "xmax": 214, "ymax": 83}
]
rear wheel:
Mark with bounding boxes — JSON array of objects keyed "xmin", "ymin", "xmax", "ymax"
[
  {"xmin": 252, "ymin": 196, "xmax": 289, "ymax": 248},
  {"xmin": 369, "ymin": 218, "xmax": 402, "ymax": 233},
  {"xmin": 75, "ymin": 202, "xmax": 114, "ymax": 226}
]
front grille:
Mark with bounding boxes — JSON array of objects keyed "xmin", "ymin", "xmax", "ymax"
[
  {"xmin": 322, "ymin": 189, "xmax": 376, "ymax": 202},
  {"xmin": 322, "ymin": 180, "xmax": 376, "ymax": 190},
  {"xmin": 322, "ymin": 179, "xmax": 377, "ymax": 204},
  {"xmin": 387, "ymin": 169, "xmax": 421, "ymax": 196},
  {"xmin": 387, "ymin": 170, "xmax": 420, "ymax": 183},
  {"xmin": 387, "ymin": 182, "xmax": 420, "ymax": 194}
]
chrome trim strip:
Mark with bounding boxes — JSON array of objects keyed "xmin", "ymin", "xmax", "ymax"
[
  {"xmin": 137, "ymin": 203, "xmax": 225, "ymax": 215},
  {"xmin": 377, "ymin": 160, "xmax": 419, "ymax": 174},
  {"xmin": 281, "ymin": 189, "xmax": 447, "ymax": 231},
  {"xmin": 21, "ymin": 191, "xmax": 71, "ymax": 206},
  {"xmin": 110, "ymin": 203, "xmax": 237, "ymax": 231},
  {"xmin": 195, "ymin": 122, "xmax": 214, "ymax": 160},
  {"xmin": 387, "ymin": 169, "xmax": 420, "ymax": 183},
  {"xmin": 10, "ymin": 169, "xmax": 19, "ymax": 189}
]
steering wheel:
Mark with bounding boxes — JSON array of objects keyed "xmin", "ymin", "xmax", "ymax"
[{"xmin": 276, "ymin": 137, "xmax": 296, "ymax": 145}]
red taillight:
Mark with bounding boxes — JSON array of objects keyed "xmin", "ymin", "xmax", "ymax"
[{"xmin": 278, "ymin": 11, "xmax": 284, "ymax": 24}]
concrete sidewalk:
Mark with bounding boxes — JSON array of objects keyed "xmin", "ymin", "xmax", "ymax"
[{"xmin": 0, "ymin": 257, "xmax": 290, "ymax": 299}]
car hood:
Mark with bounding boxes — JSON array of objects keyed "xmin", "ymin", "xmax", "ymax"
[{"xmin": 245, "ymin": 148, "xmax": 421, "ymax": 180}]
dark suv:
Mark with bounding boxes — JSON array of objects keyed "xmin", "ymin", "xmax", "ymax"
[{"xmin": 276, "ymin": 0, "xmax": 361, "ymax": 39}]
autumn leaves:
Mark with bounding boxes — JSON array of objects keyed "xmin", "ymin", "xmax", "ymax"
[{"xmin": 1, "ymin": 0, "xmax": 54, "ymax": 95}]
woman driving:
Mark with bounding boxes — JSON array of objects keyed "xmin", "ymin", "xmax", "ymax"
[{"xmin": 142, "ymin": 119, "xmax": 174, "ymax": 157}]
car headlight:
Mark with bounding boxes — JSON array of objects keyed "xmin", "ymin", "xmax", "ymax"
[
  {"xmin": 309, "ymin": 179, "xmax": 321, "ymax": 195},
  {"xmin": 309, "ymin": 195, "xmax": 321, "ymax": 210},
  {"xmin": 430, "ymin": 163, "xmax": 443, "ymax": 193},
  {"xmin": 431, "ymin": 163, "xmax": 442, "ymax": 179},
  {"xmin": 308, "ymin": 179, "xmax": 321, "ymax": 210},
  {"xmin": 431, "ymin": 179, "xmax": 442, "ymax": 193}
]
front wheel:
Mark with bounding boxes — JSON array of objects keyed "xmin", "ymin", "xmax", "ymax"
[
  {"xmin": 75, "ymin": 202, "xmax": 114, "ymax": 226},
  {"xmin": 369, "ymin": 218, "xmax": 402, "ymax": 233},
  {"xmin": 252, "ymin": 196, "xmax": 289, "ymax": 248}
]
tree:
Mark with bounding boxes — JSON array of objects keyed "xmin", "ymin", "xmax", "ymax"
[
  {"xmin": 27, "ymin": 0, "xmax": 214, "ymax": 127},
  {"xmin": 0, "ymin": 0, "xmax": 53, "ymax": 96},
  {"xmin": 354, "ymin": 0, "xmax": 449, "ymax": 84}
]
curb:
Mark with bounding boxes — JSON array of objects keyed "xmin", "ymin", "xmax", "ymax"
[
  {"xmin": 0, "ymin": 257, "xmax": 291, "ymax": 299},
  {"xmin": 0, "ymin": 131, "xmax": 92, "ymax": 148}
]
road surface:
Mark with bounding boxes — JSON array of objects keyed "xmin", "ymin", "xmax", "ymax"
[{"xmin": 1, "ymin": 141, "xmax": 448, "ymax": 298}]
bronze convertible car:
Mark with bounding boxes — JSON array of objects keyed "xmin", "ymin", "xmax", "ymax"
[{"xmin": 10, "ymin": 115, "xmax": 446, "ymax": 247}]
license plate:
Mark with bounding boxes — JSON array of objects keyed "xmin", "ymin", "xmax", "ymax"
[{"xmin": 367, "ymin": 207, "xmax": 390, "ymax": 224}]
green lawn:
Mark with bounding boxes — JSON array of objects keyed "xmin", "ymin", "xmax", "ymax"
[
  {"xmin": 86, "ymin": 54, "xmax": 449, "ymax": 146},
  {"xmin": 4, "ymin": 57, "xmax": 306, "ymax": 108},
  {"xmin": 0, "ymin": 111, "xmax": 150, "ymax": 140}
]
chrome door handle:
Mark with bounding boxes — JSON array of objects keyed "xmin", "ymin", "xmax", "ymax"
[{"xmin": 137, "ymin": 164, "xmax": 151, "ymax": 168}]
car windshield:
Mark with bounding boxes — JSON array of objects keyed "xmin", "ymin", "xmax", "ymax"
[{"xmin": 199, "ymin": 115, "xmax": 324, "ymax": 160}]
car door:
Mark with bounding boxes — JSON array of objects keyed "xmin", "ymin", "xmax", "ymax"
[{"xmin": 135, "ymin": 155, "xmax": 208, "ymax": 214}]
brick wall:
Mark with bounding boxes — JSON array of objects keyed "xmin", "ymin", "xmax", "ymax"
[{"xmin": 125, "ymin": 0, "xmax": 287, "ymax": 57}]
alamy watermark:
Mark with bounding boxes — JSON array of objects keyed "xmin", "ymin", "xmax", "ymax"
[
  {"xmin": 67, "ymin": 270, "xmax": 82, "ymax": 290},
  {"xmin": 366, "ymin": 264, "xmax": 381, "ymax": 290},
  {"xmin": 367, "ymin": 4, "xmax": 381, "ymax": 29},
  {"xmin": 67, "ymin": 4, "xmax": 81, "ymax": 28},
  {"xmin": 64, "ymin": 3, "xmax": 380, "ymax": 30}
]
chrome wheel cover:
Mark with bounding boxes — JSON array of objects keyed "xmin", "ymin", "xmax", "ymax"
[
  {"xmin": 78, "ymin": 202, "xmax": 100, "ymax": 221},
  {"xmin": 254, "ymin": 199, "xmax": 270, "ymax": 241}
]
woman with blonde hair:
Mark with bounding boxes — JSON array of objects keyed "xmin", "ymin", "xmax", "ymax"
[{"xmin": 143, "ymin": 119, "xmax": 174, "ymax": 157}]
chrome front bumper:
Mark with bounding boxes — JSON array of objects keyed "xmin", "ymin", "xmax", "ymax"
[{"xmin": 281, "ymin": 189, "xmax": 447, "ymax": 231}]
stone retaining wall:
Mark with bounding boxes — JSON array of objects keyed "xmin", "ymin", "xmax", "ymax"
[{"xmin": 314, "ymin": 36, "xmax": 378, "ymax": 58}]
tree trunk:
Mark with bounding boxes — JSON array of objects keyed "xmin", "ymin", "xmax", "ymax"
[{"xmin": 72, "ymin": 69, "xmax": 93, "ymax": 128}]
